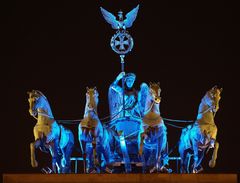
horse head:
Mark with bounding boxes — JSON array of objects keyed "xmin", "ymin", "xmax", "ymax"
[
  {"xmin": 86, "ymin": 87, "xmax": 99, "ymax": 114},
  {"xmin": 27, "ymin": 90, "xmax": 48, "ymax": 118},
  {"xmin": 149, "ymin": 82, "xmax": 161, "ymax": 104},
  {"xmin": 141, "ymin": 82, "xmax": 163, "ymax": 127},
  {"xmin": 80, "ymin": 87, "xmax": 100, "ymax": 141},
  {"xmin": 27, "ymin": 90, "xmax": 54, "ymax": 121},
  {"xmin": 204, "ymin": 86, "xmax": 222, "ymax": 113}
]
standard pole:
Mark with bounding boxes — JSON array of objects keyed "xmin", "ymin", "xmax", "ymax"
[{"xmin": 120, "ymin": 54, "xmax": 125, "ymax": 117}]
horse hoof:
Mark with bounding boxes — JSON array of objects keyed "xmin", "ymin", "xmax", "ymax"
[
  {"xmin": 87, "ymin": 168, "xmax": 97, "ymax": 174},
  {"xmin": 31, "ymin": 160, "xmax": 38, "ymax": 167},
  {"xmin": 105, "ymin": 166, "xmax": 113, "ymax": 174},
  {"xmin": 209, "ymin": 160, "xmax": 216, "ymax": 168},
  {"xmin": 149, "ymin": 166, "xmax": 157, "ymax": 173},
  {"xmin": 192, "ymin": 168, "xmax": 198, "ymax": 173},
  {"xmin": 180, "ymin": 169, "xmax": 187, "ymax": 174},
  {"xmin": 160, "ymin": 165, "xmax": 172, "ymax": 173},
  {"xmin": 41, "ymin": 167, "xmax": 53, "ymax": 174},
  {"xmin": 192, "ymin": 166, "xmax": 204, "ymax": 173}
]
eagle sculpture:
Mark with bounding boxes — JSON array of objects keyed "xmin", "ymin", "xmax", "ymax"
[{"xmin": 100, "ymin": 4, "xmax": 139, "ymax": 30}]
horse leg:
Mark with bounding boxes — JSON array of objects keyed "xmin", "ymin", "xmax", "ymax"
[
  {"xmin": 186, "ymin": 152, "xmax": 193, "ymax": 173},
  {"xmin": 209, "ymin": 141, "xmax": 219, "ymax": 168},
  {"xmin": 48, "ymin": 143, "xmax": 57, "ymax": 173},
  {"xmin": 62, "ymin": 132, "xmax": 74, "ymax": 174},
  {"xmin": 139, "ymin": 132, "xmax": 145, "ymax": 156},
  {"xmin": 156, "ymin": 131, "xmax": 165, "ymax": 173},
  {"xmin": 180, "ymin": 149, "xmax": 192, "ymax": 173},
  {"xmin": 30, "ymin": 139, "xmax": 41, "ymax": 167},
  {"xmin": 139, "ymin": 132, "xmax": 147, "ymax": 173},
  {"xmin": 142, "ymin": 146, "xmax": 151, "ymax": 173},
  {"xmin": 95, "ymin": 144, "xmax": 104, "ymax": 173},
  {"xmin": 48, "ymin": 141, "xmax": 61, "ymax": 173},
  {"xmin": 149, "ymin": 148, "xmax": 158, "ymax": 173},
  {"xmin": 192, "ymin": 148, "xmax": 205, "ymax": 173},
  {"xmin": 161, "ymin": 142, "xmax": 169, "ymax": 167},
  {"xmin": 99, "ymin": 129, "xmax": 112, "ymax": 173},
  {"xmin": 149, "ymin": 137, "xmax": 161, "ymax": 174},
  {"xmin": 62, "ymin": 142, "xmax": 74, "ymax": 173},
  {"xmin": 92, "ymin": 138, "xmax": 100, "ymax": 173},
  {"xmin": 191, "ymin": 139, "xmax": 200, "ymax": 173},
  {"xmin": 30, "ymin": 142, "xmax": 38, "ymax": 167},
  {"xmin": 178, "ymin": 143, "xmax": 186, "ymax": 173},
  {"xmin": 159, "ymin": 138, "xmax": 172, "ymax": 173},
  {"xmin": 80, "ymin": 140, "xmax": 88, "ymax": 173},
  {"xmin": 101, "ymin": 143, "xmax": 114, "ymax": 173},
  {"xmin": 31, "ymin": 127, "xmax": 44, "ymax": 168},
  {"xmin": 85, "ymin": 142, "xmax": 94, "ymax": 173}
]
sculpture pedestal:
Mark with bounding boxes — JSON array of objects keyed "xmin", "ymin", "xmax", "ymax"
[{"xmin": 3, "ymin": 173, "xmax": 238, "ymax": 183}]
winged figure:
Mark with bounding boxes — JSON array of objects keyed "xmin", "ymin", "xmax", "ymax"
[{"xmin": 100, "ymin": 4, "xmax": 139, "ymax": 30}]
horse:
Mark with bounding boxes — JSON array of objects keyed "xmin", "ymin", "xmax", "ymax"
[
  {"xmin": 178, "ymin": 86, "xmax": 222, "ymax": 173},
  {"xmin": 138, "ymin": 82, "xmax": 170, "ymax": 173},
  {"xmin": 78, "ymin": 87, "xmax": 113, "ymax": 173},
  {"xmin": 28, "ymin": 90, "xmax": 74, "ymax": 173}
]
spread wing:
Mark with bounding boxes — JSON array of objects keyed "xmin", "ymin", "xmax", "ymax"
[
  {"xmin": 108, "ymin": 85, "xmax": 122, "ymax": 120},
  {"xmin": 124, "ymin": 4, "xmax": 139, "ymax": 28},
  {"xmin": 100, "ymin": 7, "xmax": 119, "ymax": 29},
  {"xmin": 138, "ymin": 82, "xmax": 149, "ymax": 117}
]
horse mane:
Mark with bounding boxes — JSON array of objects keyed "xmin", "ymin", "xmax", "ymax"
[
  {"xmin": 34, "ymin": 90, "xmax": 48, "ymax": 100},
  {"xmin": 149, "ymin": 82, "xmax": 160, "ymax": 90},
  {"xmin": 28, "ymin": 89, "xmax": 48, "ymax": 101},
  {"xmin": 201, "ymin": 86, "xmax": 221, "ymax": 107}
]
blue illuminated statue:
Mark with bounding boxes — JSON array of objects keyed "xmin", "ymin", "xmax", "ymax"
[
  {"xmin": 108, "ymin": 72, "xmax": 142, "ymax": 119},
  {"xmin": 101, "ymin": 5, "xmax": 143, "ymax": 173},
  {"xmin": 100, "ymin": 5, "xmax": 139, "ymax": 55},
  {"xmin": 100, "ymin": 5, "xmax": 139, "ymax": 31},
  {"xmin": 178, "ymin": 86, "xmax": 222, "ymax": 173},
  {"xmin": 138, "ymin": 82, "xmax": 171, "ymax": 173},
  {"xmin": 78, "ymin": 87, "xmax": 113, "ymax": 173},
  {"xmin": 28, "ymin": 90, "xmax": 74, "ymax": 173},
  {"xmin": 108, "ymin": 72, "xmax": 144, "ymax": 172},
  {"xmin": 101, "ymin": 5, "xmax": 140, "ymax": 119}
]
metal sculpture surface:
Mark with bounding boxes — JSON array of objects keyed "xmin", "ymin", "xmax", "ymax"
[
  {"xmin": 100, "ymin": 5, "xmax": 138, "ymax": 55},
  {"xmin": 110, "ymin": 31, "xmax": 134, "ymax": 55},
  {"xmin": 107, "ymin": 72, "xmax": 143, "ymax": 172},
  {"xmin": 100, "ymin": 5, "xmax": 139, "ymax": 30},
  {"xmin": 178, "ymin": 86, "xmax": 222, "ymax": 173},
  {"xmin": 108, "ymin": 72, "xmax": 141, "ymax": 120},
  {"xmin": 28, "ymin": 90, "xmax": 74, "ymax": 173},
  {"xmin": 138, "ymin": 82, "xmax": 170, "ymax": 173},
  {"xmin": 78, "ymin": 87, "xmax": 113, "ymax": 173},
  {"xmin": 101, "ymin": 5, "xmax": 140, "ymax": 122}
]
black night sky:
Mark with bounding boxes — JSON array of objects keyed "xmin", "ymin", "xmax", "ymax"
[{"xmin": 2, "ymin": 0, "xmax": 239, "ymax": 175}]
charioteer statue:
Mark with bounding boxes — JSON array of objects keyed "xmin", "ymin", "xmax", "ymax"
[{"xmin": 108, "ymin": 71, "xmax": 142, "ymax": 120}]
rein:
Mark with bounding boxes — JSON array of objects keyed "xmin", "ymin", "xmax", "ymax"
[{"xmin": 38, "ymin": 112, "xmax": 54, "ymax": 119}]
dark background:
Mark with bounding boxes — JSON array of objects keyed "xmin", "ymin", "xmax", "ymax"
[{"xmin": 1, "ymin": 0, "xmax": 239, "ymax": 175}]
